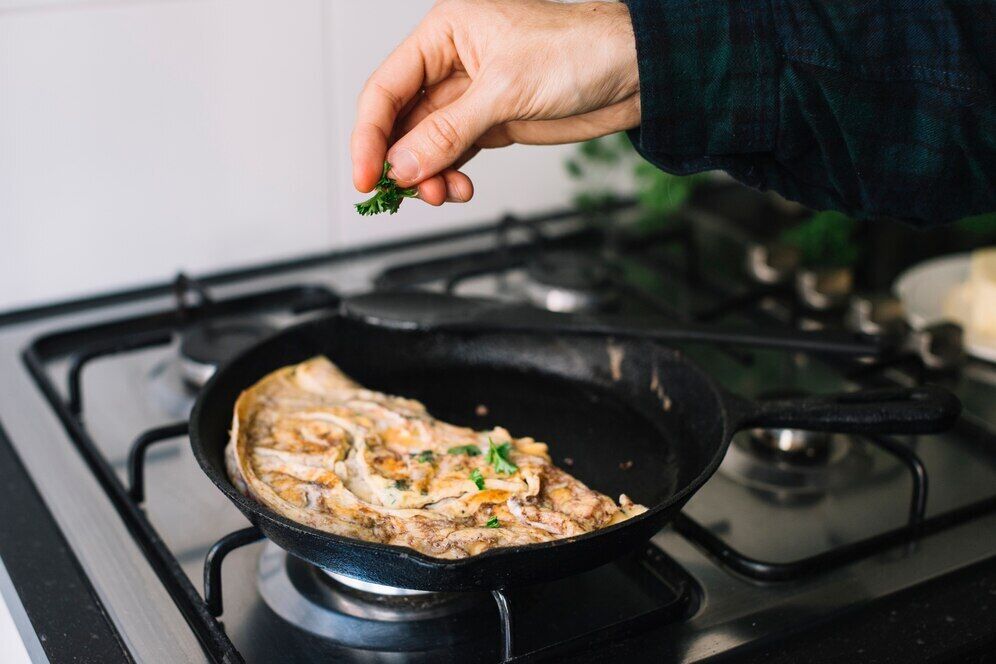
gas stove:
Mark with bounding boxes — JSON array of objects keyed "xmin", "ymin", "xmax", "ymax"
[{"xmin": 1, "ymin": 187, "xmax": 995, "ymax": 663}]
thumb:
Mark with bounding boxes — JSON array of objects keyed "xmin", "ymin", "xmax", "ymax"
[{"xmin": 386, "ymin": 84, "xmax": 498, "ymax": 186}]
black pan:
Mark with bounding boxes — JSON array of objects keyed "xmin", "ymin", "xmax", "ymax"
[{"xmin": 190, "ymin": 294, "xmax": 959, "ymax": 592}]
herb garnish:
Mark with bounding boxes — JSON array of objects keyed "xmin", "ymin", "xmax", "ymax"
[
  {"xmin": 355, "ymin": 161, "xmax": 417, "ymax": 216},
  {"xmin": 485, "ymin": 516, "xmax": 500, "ymax": 528},
  {"xmin": 486, "ymin": 439, "xmax": 518, "ymax": 475},
  {"xmin": 470, "ymin": 468, "xmax": 485, "ymax": 490},
  {"xmin": 415, "ymin": 450, "xmax": 434, "ymax": 463},
  {"xmin": 448, "ymin": 444, "xmax": 482, "ymax": 457},
  {"xmin": 394, "ymin": 479, "xmax": 409, "ymax": 490}
]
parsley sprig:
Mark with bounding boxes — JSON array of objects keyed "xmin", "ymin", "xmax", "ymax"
[
  {"xmin": 355, "ymin": 161, "xmax": 417, "ymax": 216},
  {"xmin": 414, "ymin": 450, "xmax": 434, "ymax": 463},
  {"xmin": 470, "ymin": 468, "xmax": 485, "ymax": 490},
  {"xmin": 486, "ymin": 439, "xmax": 518, "ymax": 475},
  {"xmin": 448, "ymin": 444, "xmax": 482, "ymax": 457},
  {"xmin": 485, "ymin": 516, "xmax": 500, "ymax": 528}
]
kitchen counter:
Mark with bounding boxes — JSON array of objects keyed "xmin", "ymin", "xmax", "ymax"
[
  {"xmin": 0, "ymin": 561, "xmax": 33, "ymax": 664},
  {"xmin": 0, "ymin": 425, "xmax": 128, "ymax": 663}
]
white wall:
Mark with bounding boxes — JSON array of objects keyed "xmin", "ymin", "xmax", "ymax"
[{"xmin": 0, "ymin": 0, "xmax": 578, "ymax": 311}]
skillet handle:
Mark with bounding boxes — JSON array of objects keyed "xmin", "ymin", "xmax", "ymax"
[{"xmin": 738, "ymin": 386, "xmax": 961, "ymax": 434}]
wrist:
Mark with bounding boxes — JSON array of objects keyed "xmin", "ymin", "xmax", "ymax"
[
  {"xmin": 606, "ymin": 2, "xmax": 641, "ymax": 101},
  {"xmin": 579, "ymin": 1, "xmax": 641, "ymax": 129}
]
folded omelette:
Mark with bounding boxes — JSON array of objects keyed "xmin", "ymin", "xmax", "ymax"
[{"xmin": 226, "ymin": 356, "xmax": 646, "ymax": 559}]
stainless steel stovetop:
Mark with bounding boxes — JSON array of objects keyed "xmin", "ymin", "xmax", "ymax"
[{"xmin": 2, "ymin": 194, "xmax": 995, "ymax": 663}]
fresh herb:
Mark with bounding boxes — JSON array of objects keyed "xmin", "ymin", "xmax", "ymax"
[
  {"xmin": 779, "ymin": 210, "xmax": 859, "ymax": 269},
  {"xmin": 486, "ymin": 439, "xmax": 518, "ymax": 475},
  {"xmin": 355, "ymin": 161, "xmax": 417, "ymax": 216},
  {"xmin": 470, "ymin": 468, "xmax": 485, "ymax": 490},
  {"xmin": 394, "ymin": 479, "xmax": 409, "ymax": 490},
  {"xmin": 448, "ymin": 444, "xmax": 482, "ymax": 457},
  {"xmin": 485, "ymin": 516, "xmax": 500, "ymax": 528},
  {"xmin": 415, "ymin": 450, "xmax": 434, "ymax": 463},
  {"xmin": 567, "ymin": 133, "xmax": 705, "ymax": 222},
  {"xmin": 957, "ymin": 211, "xmax": 996, "ymax": 235}
]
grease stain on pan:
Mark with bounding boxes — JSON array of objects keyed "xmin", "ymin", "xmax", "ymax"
[
  {"xmin": 607, "ymin": 341, "xmax": 625, "ymax": 382},
  {"xmin": 649, "ymin": 366, "xmax": 672, "ymax": 412}
]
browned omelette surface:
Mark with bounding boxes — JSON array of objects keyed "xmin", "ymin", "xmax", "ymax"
[{"xmin": 226, "ymin": 356, "xmax": 646, "ymax": 559}]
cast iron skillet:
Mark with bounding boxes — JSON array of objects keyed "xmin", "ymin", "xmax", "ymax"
[{"xmin": 189, "ymin": 294, "xmax": 960, "ymax": 592}]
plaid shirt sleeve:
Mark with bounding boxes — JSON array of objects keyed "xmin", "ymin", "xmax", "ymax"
[{"xmin": 623, "ymin": 0, "xmax": 996, "ymax": 227}]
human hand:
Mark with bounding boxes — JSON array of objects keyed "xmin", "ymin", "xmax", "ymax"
[{"xmin": 350, "ymin": 0, "xmax": 640, "ymax": 207}]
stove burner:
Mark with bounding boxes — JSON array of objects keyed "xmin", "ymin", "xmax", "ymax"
[
  {"xmin": 321, "ymin": 570, "xmax": 431, "ymax": 597},
  {"xmin": 719, "ymin": 430, "xmax": 873, "ymax": 496},
  {"xmin": 748, "ymin": 427, "xmax": 832, "ymax": 464},
  {"xmin": 179, "ymin": 318, "xmax": 276, "ymax": 388},
  {"xmin": 718, "ymin": 390, "xmax": 872, "ymax": 494},
  {"xmin": 258, "ymin": 543, "xmax": 492, "ymax": 649},
  {"xmin": 719, "ymin": 431, "xmax": 872, "ymax": 497},
  {"xmin": 522, "ymin": 251, "xmax": 616, "ymax": 313}
]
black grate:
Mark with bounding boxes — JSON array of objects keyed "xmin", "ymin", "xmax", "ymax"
[{"xmin": 23, "ymin": 277, "xmax": 341, "ymax": 664}]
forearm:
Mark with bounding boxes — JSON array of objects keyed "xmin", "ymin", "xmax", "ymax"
[{"xmin": 625, "ymin": 0, "xmax": 996, "ymax": 225}]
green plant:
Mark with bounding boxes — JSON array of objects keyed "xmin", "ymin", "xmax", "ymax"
[
  {"xmin": 566, "ymin": 132, "xmax": 705, "ymax": 220},
  {"xmin": 956, "ymin": 211, "xmax": 996, "ymax": 236},
  {"xmin": 779, "ymin": 210, "xmax": 860, "ymax": 268}
]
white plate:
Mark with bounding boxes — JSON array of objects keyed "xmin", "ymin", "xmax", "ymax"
[{"xmin": 893, "ymin": 252, "xmax": 996, "ymax": 363}]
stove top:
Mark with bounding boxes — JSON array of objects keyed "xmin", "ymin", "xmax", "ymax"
[{"xmin": 2, "ymin": 189, "xmax": 996, "ymax": 663}]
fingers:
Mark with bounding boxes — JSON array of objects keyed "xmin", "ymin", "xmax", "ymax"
[
  {"xmin": 416, "ymin": 175, "xmax": 448, "ymax": 206},
  {"xmin": 416, "ymin": 168, "xmax": 474, "ymax": 206},
  {"xmin": 442, "ymin": 169, "xmax": 474, "ymax": 202},
  {"xmin": 351, "ymin": 37, "xmax": 428, "ymax": 192},
  {"xmin": 386, "ymin": 82, "xmax": 499, "ymax": 186},
  {"xmin": 393, "ymin": 75, "xmax": 469, "ymax": 139},
  {"xmin": 381, "ymin": 75, "xmax": 479, "ymax": 206}
]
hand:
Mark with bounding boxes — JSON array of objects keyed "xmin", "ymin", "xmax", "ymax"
[{"xmin": 351, "ymin": 0, "xmax": 640, "ymax": 207}]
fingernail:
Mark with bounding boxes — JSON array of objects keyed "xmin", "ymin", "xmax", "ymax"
[{"xmin": 387, "ymin": 148, "xmax": 419, "ymax": 182}]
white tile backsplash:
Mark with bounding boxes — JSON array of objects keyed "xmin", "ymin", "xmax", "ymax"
[{"xmin": 1, "ymin": 0, "xmax": 584, "ymax": 311}]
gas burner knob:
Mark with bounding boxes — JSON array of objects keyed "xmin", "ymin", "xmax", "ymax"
[
  {"xmin": 908, "ymin": 321, "xmax": 965, "ymax": 371},
  {"xmin": 745, "ymin": 242, "xmax": 801, "ymax": 285},
  {"xmin": 795, "ymin": 267, "xmax": 854, "ymax": 311},
  {"xmin": 846, "ymin": 294, "xmax": 907, "ymax": 337}
]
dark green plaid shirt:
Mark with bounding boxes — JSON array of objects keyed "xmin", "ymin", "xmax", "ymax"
[{"xmin": 625, "ymin": 0, "xmax": 996, "ymax": 226}]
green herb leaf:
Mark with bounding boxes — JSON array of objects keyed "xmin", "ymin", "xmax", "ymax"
[
  {"xmin": 779, "ymin": 210, "xmax": 859, "ymax": 269},
  {"xmin": 485, "ymin": 516, "xmax": 500, "ymax": 528},
  {"xmin": 415, "ymin": 450, "xmax": 434, "ymax": 463},
  {"xmin": 394, "ymin": 479, "xmax": 409, "ymax": 491},
  {"xmin": 470, "ymin": 468, "xmax": 485, "ymax": 490},
  {"xmin": 448, "ymin": 444, "xmax": 482, "ymax": 457},
  {"xmin": 485, "ymin": 438, "xmax": 518, "ymax": 475},
  {"xmin": 354, "ymin": 161, "xmax": 418, "ymax": 216}
]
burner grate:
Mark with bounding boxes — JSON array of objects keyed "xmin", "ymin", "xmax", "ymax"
[
  {"xmin": 673, "ymin": 432, "xmax": 936, "ymax": 581},
  {"xmin": 22, "ymin": 277, "xmax": 340, "ymax": 664},
  {"xmin": 201, "ymin": 527, "xmax": 696, "ymax": 662}
]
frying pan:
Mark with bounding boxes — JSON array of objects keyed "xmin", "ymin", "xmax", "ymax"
[{"xmin": 189, "ymin": 293, "xmax": 959, "ymax": 592}]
